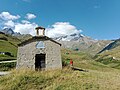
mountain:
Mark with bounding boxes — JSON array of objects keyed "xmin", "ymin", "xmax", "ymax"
[
  {"xmin": 0, "ymin": 28, "xmax": 32, "ymax": 41},
  {"xmin": 0, "ymin": 28, "xmax": 112, "ymax": 55},
  {"xmin": 53, "ymin": 33, "xmax": 111, "ymax": 55},
  {"xmin": 1, "ymin": 28, "xmax": 21, "ymax": 36},
  {"xmin": 94, "ymin": 39, "xmax": 120, "ymax": 69},
  {"xmin": 53, "ymin": 33, "xmax": 95, "ymax": 42},
  {"xmin": 1, "ymin": 28, "xmax": 14, "ymax": 35},
  {"xmin": 0, "ymin": 29, "xmax": 32, "ymax": 60},
  {"xmin": 0, "ymin": 32, "xmax": 21, "ymax": 57},
  {"xmin": 16, "ymin": 34, "xmax": 32, "ymax": 41},
  {"xmin": 98, "ymin": 39, "xmax": 120, "ymax": 53}
]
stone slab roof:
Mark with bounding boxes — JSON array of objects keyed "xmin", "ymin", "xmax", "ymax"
[{"xmin": 18, "ymin": 36, "xmax": 61, "ymax": 46}]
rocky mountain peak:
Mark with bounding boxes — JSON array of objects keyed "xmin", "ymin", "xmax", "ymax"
[
  {"xmin": 52, "ymin": 33, "xmax": 88, "ymax": 41},
  {"xmin": 1, "ymin": 28, "xmax": 21, "ymax": 36},
  {"xmin": 1, "ymin": 28, "xmax": 14, "ymax": 35}
]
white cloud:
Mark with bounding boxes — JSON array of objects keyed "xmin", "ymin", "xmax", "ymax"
[
  {"xmin": 46, "ymin": 22, "xmax": 82, "ymax": 38},
  {"xmin": 21, "ymin": 20, "xmax": 30, "ymax": 24},
  {"xmin": 13, "ymin": 22, "xmax": 82, "ymax": 37},
  {"xmin": 0, "ymin": 12, "xmax": 20, "ymax": 20},
  {"xmin": 0, "ymin": 11, "xmax": 82, "ymax": 38},
  {"xmin": 25, "ymin": 13, "xmax": 36, "ymax": 20},
  {"xmin": 0, "ymin": 12, "xmax": 38, "ymax": 35},
  {"xmin": 14, "ymin": 21, "xmax": 38, "ymax": 35},
  {"xmin": 4, "ymin": 20, "xmax": 15, "ymax": 27}
]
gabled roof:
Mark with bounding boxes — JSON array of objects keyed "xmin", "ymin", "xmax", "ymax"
[{"xmin": 18, "ymin": 36, "xmax": 61, "ymax": 46}]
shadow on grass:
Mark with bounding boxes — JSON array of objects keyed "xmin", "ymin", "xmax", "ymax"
[{"xmin": 71, "ymin": 67, "xmax": 88, "ymax": 72}]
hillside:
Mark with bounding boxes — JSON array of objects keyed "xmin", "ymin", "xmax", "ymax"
[
  {"xmin": 1, "ymin": 49, "xmax": 120, "ymax": 90},
  {"xmin": 0, "ymin": 32, "xmax": 21, "ymax": 60},
  {"xmin": 95, "ymin": 42, "xmax": 120, "ymax": 69},
  {"xmin": 97, "ymin": 45, "xmax": 120, "ymax": 59},
  {"xmin": 1, "ymin": 68, "xmax": 120, "ymax": 90},
  {"xmin": 0, "ymin": 36, "xmax": 120, "ymax": 90},
  {"xmin": 16, "ymin": 34, "xmax": 32, "ymax": 41},
  {"xmin": 53, "ymin": 32, "xmax": 112, "ymax": 55},
  {"xmin": 1, "ymin": 28, "xmax": 32, "ymax": 41},
  {"xmin": 0, "ymin": 28, "xmax": 112, "ymax": 55},
  {"xmin": 60, "ymin": 40, "xmax": 111, "ymax": 55},
  {"xmin": 0, "ymin": 29, "xmax": 120, "ymax": 90},
  {"xmin": 99, "ymin": 39, "xmax": 120, "ymax": 53}
]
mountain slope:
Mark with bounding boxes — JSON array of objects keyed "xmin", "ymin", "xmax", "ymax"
[
  {"xmin": 96, "ymin": 43, "xmax": 120, "ymax": 61},
  {"xmin": 53, "ymin": 33, "xmax": 95, "ymax": 42},
  {"xmin": 95, "ymin": 39, "xmax": 120, "ymax": 69},
  {"xmin": 98, "ymin": 39, "xmax": 120, "ymax": 53},
  {"xmin": 1, "ymin": 49, "xmax": 120, "ymax": 90},
  {"xmin": 0, "ymin": 28, "xmax": 112, "ymax": 55},
  {"xmin": 53, "ymin": 33, "xmax": 111, "ymax": 55},
  {"xmin": 0, "ymin": 28, "xmax": 32, "ymax": 41},
  {"xmin": 0, "ymin": 32, "xmax": 21, "ymax": 58},
  {"xmin": 1, "ymin": 28, "xmax": 20, "ymax": 36}
]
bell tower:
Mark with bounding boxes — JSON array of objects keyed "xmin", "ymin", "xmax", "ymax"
[{"xmin": 35, "ymin": 26, "xmax": 45, "ymax": 36}]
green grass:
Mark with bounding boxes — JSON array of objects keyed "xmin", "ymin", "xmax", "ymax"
[
  {"xmin": 95, "ymin": 46, "xmax": 120, "ymax": 69},
  {"xmin": 0, "ymin": 54, "xmax": 16, "ymax": 61},
  {"xmin": 97, "ymin": 45, "xmax": 120, "ymax": 59},
  {"xmin": 0, "ymin": 40, "xmax": 18, "ymax": 57},
  {"xmin": 96, "ymin": 57, "xmax": 120, "ymax": 69},
  {"xmin": 0, "ymin": 33, "xmax": 20, "ymax": 60},
  {"xmin": 1, "ymin": 67, "xmax": 120, "ymax": 90},
  {"xmin": 0, "ymin": 62, "xmax": 16, "ymax": 71},
  {"xmin": 0, "ymin": 48, "xmax": 120, "ymax": 90},
  {"xmin": 61, "ymin": 49, "xmax": 109, "ymax": 71}
]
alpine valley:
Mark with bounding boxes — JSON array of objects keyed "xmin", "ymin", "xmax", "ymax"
[{"xmin": 1, "ymin": 28, "xmax": 120, "ymax": 90}]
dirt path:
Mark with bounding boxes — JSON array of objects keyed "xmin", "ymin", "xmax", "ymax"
[
  {"xmin": 0, "ymin": 72, "xmax": 9, "ymax": 76},
  {"xmin": 0, "ymin": 60, "xmax": 15, "ymax": 76},
  {"xmin": 0, "ymin": 60, "xmax": 16, "ymax": 63}
]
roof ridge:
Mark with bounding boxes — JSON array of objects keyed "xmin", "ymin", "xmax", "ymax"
[{"xmin": 18, "ymin": 36, "xmax": 61, "ymax": 46}]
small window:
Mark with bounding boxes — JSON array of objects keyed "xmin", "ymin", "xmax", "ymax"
[{"xmin": 36, "ymin": 41, "xmax": 45, "ymax": 48}]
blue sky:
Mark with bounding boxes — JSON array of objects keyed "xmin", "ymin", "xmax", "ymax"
[{"xmin": 0, "ymin": 0, "xmax": 120, "ymax": 40}]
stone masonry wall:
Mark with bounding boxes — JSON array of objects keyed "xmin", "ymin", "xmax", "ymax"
[
  {"xmin": 16, "ymin": 39, "xmax": 62, "ymax": 70},
  {"xmin": 45, "ymin": 40, "xmax": 62, "ymax": 70}
]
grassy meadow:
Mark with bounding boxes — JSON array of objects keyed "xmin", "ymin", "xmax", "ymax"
[
  {"xmin": 0, "ymin": 33, "xmax": 20, "ymax": 59},
  {"xmin": 1, "ymin": 68, "xmax": 120, "ymax": 90},
  {"xmin": 0, "ymin": 49, "xmax": 120, "ymax": 90}
]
